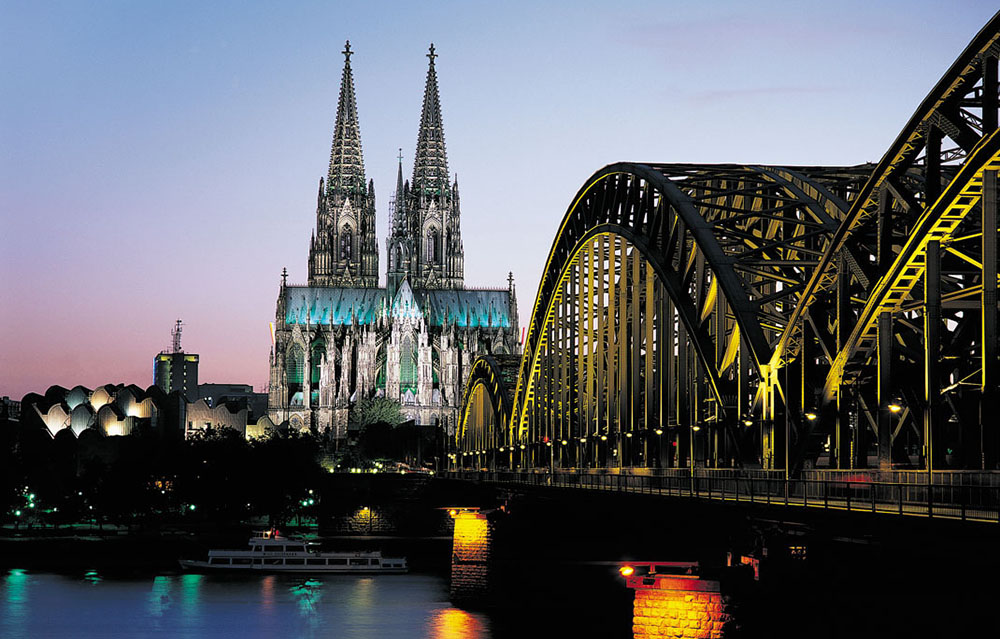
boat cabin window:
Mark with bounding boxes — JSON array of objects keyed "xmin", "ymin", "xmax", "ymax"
[
  {"xmin": 306, "ymin": 558, "xmax": 326, "ymax": 566},
  {"xmin": 264, "ymin": 558, "xmax": 282, "ymax": 566},
  {"xmin": 252, "ymin": 546, "xmax": 262, "ymax": 553},
  {"xmin": 233, "ymin": 558, "xmax": 252, "ymax": 565},
  {"xmin": 329, "ymin": 558, "xmax": 347, "ymax": 565},
  {"xmin": 349, "ymin": 558, "xmax": 367, "ymax": 566},
  {"xmin": 285, "ymin": 558, "xmax": 304, "ymax": 565},
  {"xmin": 253, "ymin": 558, "xmax": 263, "ymax": 565},
  {"xmin": 369, "ymin": 559, "xmax": 379, "ymax": 566},
  {"xmin": 209, "ymin": 558, "xmax": 230, "ymax": 565},
  {"xmin": 283, "ymin": 545, "xmax": 305, "ymax": 553}
]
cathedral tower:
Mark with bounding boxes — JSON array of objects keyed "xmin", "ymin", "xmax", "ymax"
[
  {"xmin": 391, "ymin": 44, "xmax": 465, "ymax": 291},
  {"xmin": 308, "ymin": 41, "xmax": 379, "ymax": 288}
]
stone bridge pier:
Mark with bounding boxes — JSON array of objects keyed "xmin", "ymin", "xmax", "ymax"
[{"xmin": 447, "ymin": 507, "xmax": 499, "ymax": 605}]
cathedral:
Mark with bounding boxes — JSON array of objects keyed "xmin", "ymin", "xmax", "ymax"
[{"xmin": 267, "ymin": 43, "xmax": 520, "ymax": 437}]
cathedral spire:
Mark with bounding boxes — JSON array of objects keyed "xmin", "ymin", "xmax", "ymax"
[
  {"xmin": 412, "ymin": 43, "xmax": 449, "ymax": 195},
  {"xmin": 328, "ymin": 40, "xmax": 365, "ymax": 192}
]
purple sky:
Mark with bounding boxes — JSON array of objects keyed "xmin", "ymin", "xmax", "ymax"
[{"xmin": 2, "ymin": 1, "xmax": 996, "ymax": 399}]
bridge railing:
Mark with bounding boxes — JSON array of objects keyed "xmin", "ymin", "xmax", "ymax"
[{"xmin": 445, "ymin": 469, "xmax": 1000, "ymax": 524}]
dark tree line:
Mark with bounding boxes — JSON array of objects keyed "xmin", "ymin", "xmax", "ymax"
[{"xmin": 0, "ymin": 424, "xmax": 325, "ymax": 528}]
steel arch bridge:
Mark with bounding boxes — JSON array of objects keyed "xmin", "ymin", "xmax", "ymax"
[{"xmin": 455, "ymin": 14, "xmax": 1000, "ymax": 487}]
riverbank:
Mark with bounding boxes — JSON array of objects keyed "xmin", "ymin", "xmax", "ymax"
[{"xmin": 0, "ymin": 527, "xmax": 452, "ymax": 574}]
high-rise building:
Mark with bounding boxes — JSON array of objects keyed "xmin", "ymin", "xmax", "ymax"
[
  {"xmin": 268, "ymin": 42, "xmax": 520, "ymax": 437},
  {"xmin": 154, "ymin": 320, "xmax": 199, "ymax": 401}
]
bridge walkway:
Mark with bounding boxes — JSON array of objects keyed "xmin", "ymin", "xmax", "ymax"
[{"xmin": 447, "ymin": 469, "xmax": 1000, "ymax": 524}]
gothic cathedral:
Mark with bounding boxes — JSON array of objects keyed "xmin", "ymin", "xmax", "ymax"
[{"xmin": 268, "ymin": 43, "xmax": 520, "ymax": 436}]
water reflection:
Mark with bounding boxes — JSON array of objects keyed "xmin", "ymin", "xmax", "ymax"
[
  {"xmin": 1, "ymin": 569, "xmax": 29, "ymax": 639},
  {"xmin": 427, "ymin": 607, "xmax": 490, "ymax": 639},
  {"xmin": 83, "ymin": 569, "xmax": 101, "ymax": 584},
  {"xmin": 350, "ymin": 576, "xmax": 375, "ymax": 609},
  {"xmin": 0, "ymin": 571, "xmax": 492, "ymax": 638},
  {"xmin": 260, "ymin": 574, "xmax": 276, "ymax": 612},
  {"xmin": 179, "ymin": 573, "xmax": 204, "ymax": 628},
  {"xmin": 289, "ymin": 578, "xmax": 324, "ymax": 628},
  {"xmin": 146, "ymin": 575, "xmax": 173, "ymax": 628}
]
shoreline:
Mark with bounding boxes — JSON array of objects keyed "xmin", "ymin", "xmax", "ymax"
[{"xmin": 0, "ymin": 528, "xmax": 452, "ymax": 573}]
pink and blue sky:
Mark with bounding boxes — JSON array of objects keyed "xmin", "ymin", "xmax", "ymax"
[{"xmin": 1, "ymin": 0, "xmax": 996, "ymax": 399}]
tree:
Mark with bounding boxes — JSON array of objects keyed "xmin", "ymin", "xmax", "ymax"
[{"xmin": 348, "ymin": 397, "xmax": 402, "ymax": 431}]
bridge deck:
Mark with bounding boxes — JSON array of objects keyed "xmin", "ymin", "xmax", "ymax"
[{"xmin": 447, "ymin": 470, "xmax": 1000, "ymax": 524}]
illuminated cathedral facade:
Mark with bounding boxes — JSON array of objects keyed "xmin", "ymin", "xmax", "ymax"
[{"xmin": 268, "ymin": 43, "xmax": 520, "ymax": 436}]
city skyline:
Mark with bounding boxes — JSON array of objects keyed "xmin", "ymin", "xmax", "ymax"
[{"xmin": 2, "ymin": 0, "xmax": 996, "ymax": 399}]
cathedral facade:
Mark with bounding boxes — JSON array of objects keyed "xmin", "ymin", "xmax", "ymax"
[{"xmin": 268, "ymin": 43, "xmax": 520, "ymax": 437}]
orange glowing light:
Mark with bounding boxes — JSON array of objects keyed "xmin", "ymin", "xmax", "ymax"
[
  {"xmin": 448, "ymin": 509, "xmax": 458, "ymax": 517},
  {"xmin": 619, "ymin": 565, "xmax": 635, "ymax": 577}
]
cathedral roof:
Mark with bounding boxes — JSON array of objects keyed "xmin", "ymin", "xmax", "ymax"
[
  {"xmin": 283, "ymin": 285, "xmax": 512, "ymax": 328},
  {"xmin": 285, "ymin": 286, "xmax": 386, "ymax": 326},
  {"xmin": 327, "ymin": 41, "xmax": 366, "ymax": 192},
  {"xmin": 390, "ymin": 279, "xmax": 421, "ymax": 321},
  {"xmin": 420, "ymin": 289, "xmax": 512, "ymax": 328}
]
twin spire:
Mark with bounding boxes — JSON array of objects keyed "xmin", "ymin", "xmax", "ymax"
[
  {"xmin": 412, "ymin": 44, "xmax": 449, "ymax": 195},
  {"xmin": 327, "ymin": 41, "xmax": 449, "ymax": 197},
  {"xmin": 327, "ymin": 41, "xmax": 364, "ymax": 192}
]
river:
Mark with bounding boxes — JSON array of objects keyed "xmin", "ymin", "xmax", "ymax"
[{"xmin": 0, "ymin": 569, "xmax": 496, "ymax": 638}]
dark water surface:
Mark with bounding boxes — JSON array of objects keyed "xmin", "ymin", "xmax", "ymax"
[{"xmin": 0, "ymin": 569, "xmax": 491, "ymax": 638}]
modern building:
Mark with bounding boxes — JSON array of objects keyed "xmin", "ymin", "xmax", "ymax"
[
  {"xmin": 268, "ymin": 42, "xmax": 520, "ymax": 437},
  {"xmin": 21, "ymin": 383, "xmax": 277, "ymax": 440},
  {"xmin": 197, "ymin": 383, "xmax": 268, "ymax": 420},
  {"xmin": 153, "ymin": 320, "xmax": 199, "ymax": 401}
]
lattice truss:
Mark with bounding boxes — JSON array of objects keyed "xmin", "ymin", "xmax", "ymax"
[{"xmin": 457, "ymin": 14, "xmax": 1000, "ymax": 473}]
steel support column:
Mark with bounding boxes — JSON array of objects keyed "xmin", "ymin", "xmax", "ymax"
[
  {"xmin": 877, "ymin": 310, "xmax": 894, "ymax": 470},
  {"xmin": 983, "ymin": 170, "xmax": 998, "ymax": 468},
  {"xmin": 924, "ymin": 240, "xmax": 941, "ymax": 470}
]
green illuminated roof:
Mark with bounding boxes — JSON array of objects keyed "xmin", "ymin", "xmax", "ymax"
[{"xmin": 284, "ymin": 285, "xmax": 512, "ymax": 328}]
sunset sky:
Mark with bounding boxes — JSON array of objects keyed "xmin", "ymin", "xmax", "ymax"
[{"xmin": 2, "ymin": 0, "xmax": 996, "ymax": 399}]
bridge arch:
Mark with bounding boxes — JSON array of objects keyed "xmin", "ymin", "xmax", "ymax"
[
  {"xmin": 456, "ymin": 11, "xmax": 1000, "ymax": 473},
  {"xmin": 456, "ymin": 354, "xmax": 519, "ymax": 469},
  {"xmin": 501, "ymin": 163, "xmax": 862, "ymax": 469}
]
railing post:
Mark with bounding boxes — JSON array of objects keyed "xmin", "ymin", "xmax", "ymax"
[
  {"xmin": 928, "ymin": 475, "xmax": 934, "ymax": 518},
  {"xmin": 898, "ymin": 483, "xmax": 903, "ymax": 516},
  {"xmin": 961, "ymin": 483, "xmax": 966, "ymax": 522}
]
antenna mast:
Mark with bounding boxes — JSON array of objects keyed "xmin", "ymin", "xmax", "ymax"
[{"xmin": 171, "ymin": 319, "xmax": 184, "ymax": 353}]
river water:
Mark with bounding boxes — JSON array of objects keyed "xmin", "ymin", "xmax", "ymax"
[{"xmin": 0, "ymin": 569, "xmax": 495, "ymax": 639}]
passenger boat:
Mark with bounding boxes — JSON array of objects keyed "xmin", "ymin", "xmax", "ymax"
[{"xmin": 178, "ymin": 529, "xmax": 408, "ymax": 573}]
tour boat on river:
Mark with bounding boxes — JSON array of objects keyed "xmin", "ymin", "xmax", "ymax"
[{"xmin": 179, "ymin": 529, "xmax": 408, "ymax": 573}]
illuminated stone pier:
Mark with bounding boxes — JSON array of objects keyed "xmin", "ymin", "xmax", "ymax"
[
  {"xmin": 622, "ymin": 563, "xmax": 732, "ymax": 639},
  {"xmin": 448, "ymin": 508, "xmax": 494, "ymax": 604}
]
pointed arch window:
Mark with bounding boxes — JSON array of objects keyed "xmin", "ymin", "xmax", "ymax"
[
  {"xmin": 287, "ymin": 344, "xmax": 304, "ymax": 405},
  {"xmin": 340, "ymin": 225, "xmax": 353, "ymax": 260},
  {"xmin": 427, "ymin": 228, "xmax": 440, "ymax": 264},
  {"xmin": 400, "ymin": 335, "xmax": 417, "ymax": 393}
]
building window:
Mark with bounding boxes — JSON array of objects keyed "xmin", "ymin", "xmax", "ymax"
[
  {"xmin": 400, "ymin": 335, "xmax": 417, "ymax": 393},
  {"xmin": 427, "ymin": 228, "xmax": 440, "ymax": 264},
  {"xmin": 287, "ymin": 344, "xmax": 304, "ymax": 403},
  {"xmin": 341, "ymin": 226, "xmax": 353, "ymax": 260}
]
